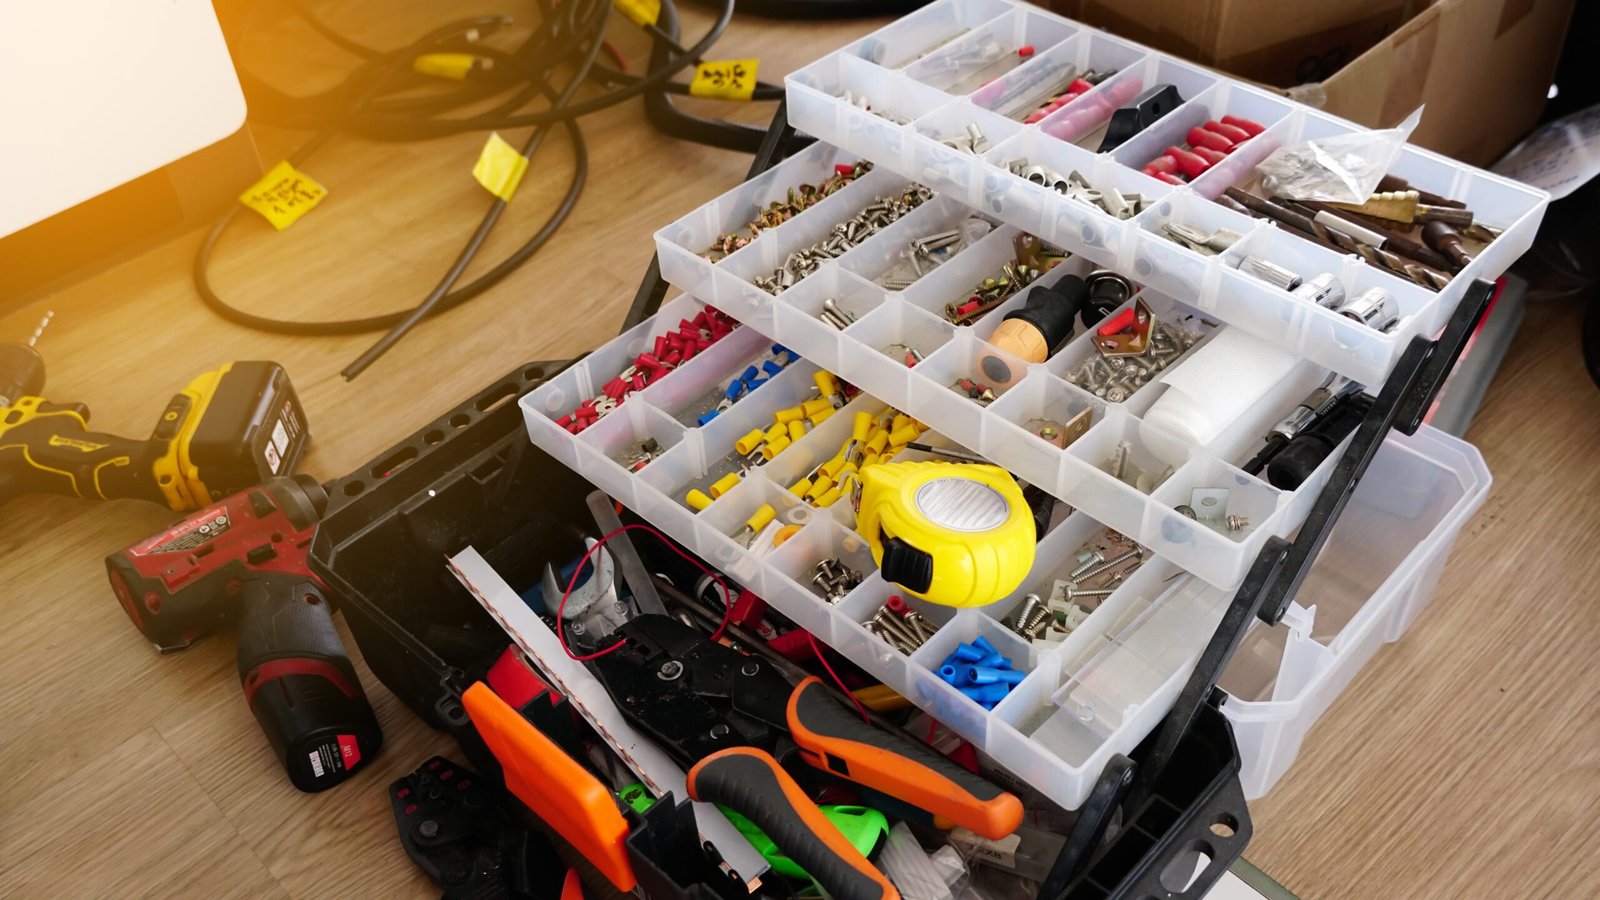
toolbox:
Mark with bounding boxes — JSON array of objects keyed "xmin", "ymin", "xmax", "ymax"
[{"xmin": 313, "ymin": 2, "xmax": 1522, "ymax": 895}]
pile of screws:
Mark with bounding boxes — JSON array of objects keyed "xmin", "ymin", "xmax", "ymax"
[
  {"xmin": 942, "ymin": 233, "xmax": 1066, "ymax": 325},
  {"xmin": 936, "ymin": 636, "xmax": 1025, "ymax": 709},
  {"xmin": 817, "ymin": 298, "xmax": 857, "ymax": 331},
  {"xmin": 1001, "ymin": 159, "xmax": 1152, "ymax": 220},
  {"xmin": 703, "ymin": 162, "xmax": 873, "ymax": 261},
  {"xmin": 1065, "ymin": 318, "xmax": 1200, "ymax": 402},
  {"xmin": 753, "ymin": 185, "xmax": 933, "ymax": 294},
  {"xmin": 1012, "ymin": 530, "xmax": 1147, "ymax": 649},
  {"xmin": 868, "ymin": 595, "xmax": 936, "ymax": 654},
  {"xmin": 809, "ymin": 558, "xmax": 864, "ymax": 603},
  {"xmin": 556, "ymin": 307, "xmax": 739, "ymax": 434},
  {"xmin": 880, "ymin": 217, "xmax": 993, "ymax": 290}
]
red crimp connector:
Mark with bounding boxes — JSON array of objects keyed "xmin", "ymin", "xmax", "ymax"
[
  {"xmin": 1017, "ymin": 45, "xmax": 1035, "ymax": 58},
  {"xmin": 1097, "ymin": 306, "xmax": 1136, "ymax": 336},
  {"xmin": 835, "ymin": 164, "xmax": 856, "ymax": 176},
  {"xmin": 602, "ymin": 377, "xmax": 628, "ymax": 400},
  {"xmin": 1220, "ymin": 114, "xmax": 1265, "ymax": 137},
  {"xmin": 1186, "ymin": 127, "xmax": 1235, "ymax": 153},
  {"xmin": 1163, "ymin": 147, "xmax": 1211, "ymax": 179},
  {"xmin": 1192, "ymin": 146, "xmax": 1227, "ymax": 166},
  {"xmin": 1204, "ymin": 120, "xmax": 1251, "ymax": 144}
]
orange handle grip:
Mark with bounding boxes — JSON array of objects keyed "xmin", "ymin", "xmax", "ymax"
[
  {"xmin": 687, "ymin": 747, "xmax": 899, "ymax": 900},
  {"xmin": 462, "ymin": 683, "xmax": 636, "ymax": 892},
  {"xmin": 786, "ymin": 677, "xmax": 1023, "ymax": 840}
]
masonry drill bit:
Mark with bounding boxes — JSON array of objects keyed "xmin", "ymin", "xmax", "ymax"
[{"xmin": 26, "ymin": 311, "xmax": 53, "ymax": 347}]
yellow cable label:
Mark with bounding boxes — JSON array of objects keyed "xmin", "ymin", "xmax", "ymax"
[
  {"xmin": 239, "ymin": 161, "xmax": 326, "ymax": 231},
  {"xmin": 414, "ymin": 52, "xmax": 476, "ymax": 80},
  {"xmin": 614, "ymin": 0, "xmax": 660, "ymax": 27},
  {"xmin": 472, "ymin": 132, "xmax": 530, "ymax": 201},
  {"xmin": 689, "ymin": 59, "xmax": 759, "ymax": 101}
]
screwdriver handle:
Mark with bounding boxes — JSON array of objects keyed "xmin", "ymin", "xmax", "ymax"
[
  {"xmin": 786, "ymin": 677, "xmax": 1023, "ymax": 839},
  {"xmin": 688, "ymin": 747, "xmax": 899, "ymax": 900}
]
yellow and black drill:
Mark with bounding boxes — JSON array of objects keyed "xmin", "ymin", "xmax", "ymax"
[{"xmin": 0, "ymin": 313, "xmax": 309, "ymax": 510}]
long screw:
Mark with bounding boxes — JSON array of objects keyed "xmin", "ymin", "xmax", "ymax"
[{"xmin": 1073, "ymin": 548, "xmax": 1142, "ymax": 584}]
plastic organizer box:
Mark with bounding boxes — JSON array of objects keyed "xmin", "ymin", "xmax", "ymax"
[
  {"xmin": 654, "ymin": 144, "xmax": 1342, "ymax": 590},
  {"xmin": 774, "ymin": 0, "xmax": 1547, "ymax": 388},
  {"xmin": 520, "ymin": 286, "xmax": 1486, "ymax": 809}
]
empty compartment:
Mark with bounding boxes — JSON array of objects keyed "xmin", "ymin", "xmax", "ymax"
[
  {"xmin": 908, "ymin": 331, "xmax": 1030, "ymax": 438},
  {"xmin": 986, "ymin": 371, "xmax": 1103, "ymax": 490},
  {"xmin": 772, "ymin": 263, "xmax": 888, "ymax": 371},
  {"xmin": 1065, "ymin": 409, "xmax": 1176, "ymax": 537},
  {"xmin": 904, "ymin": 9, "xmax": 1076, "ymax": 94},
  {"xmin": 1151, "ymin": 456, "xmax": 1285, "ymax": 545},
  {"xmin": 838, "ymin": 300, "xmax": 956, "ymax": 408},
  {"xmin": 843, "ymin": 0, "xmax": 1015, "ymax": 70}
]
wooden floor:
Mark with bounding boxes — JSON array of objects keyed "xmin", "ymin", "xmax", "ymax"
[{"xmin": 2, "ymin": 5, "xmax": 1597, "ymax": 898}]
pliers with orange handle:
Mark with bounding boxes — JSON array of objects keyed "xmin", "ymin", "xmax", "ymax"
[{"xmin": 588, "ymin": 614, "xmax": 1024, "ymax": 900}]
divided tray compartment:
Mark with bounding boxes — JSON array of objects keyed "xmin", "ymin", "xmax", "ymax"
[
  {"xmin": 784, "ymin": 0, "xmax": 1549, "ymax": 387},
  {"xmin": 521, "ymin": 289, "xmax": 1412, "ymax": 809}
]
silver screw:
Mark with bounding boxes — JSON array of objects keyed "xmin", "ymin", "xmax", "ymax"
[
  {"xmin": 1069, "ymin": 552, "xmax": 1104, "ymax": 580},
  {"xmin": 657, "ymin": 661, "xmax": 684, "ymax": 681},
  {"xmin": 1225, "ymin": 514, "xmax": 1249, "ymax": 532},
  {"xmin": 1067, "ymin": 587, "xmax": 1116, "ymax": 600},
  {"xmin": 1074, "ymin": 548, "xmax": 1142, "ymax": 584}
]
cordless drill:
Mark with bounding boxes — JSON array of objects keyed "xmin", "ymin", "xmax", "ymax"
[
  {"xmin": 0, "ymin": 313, "xmax": 308, "ymax": 510},
  {"xmin": 107, "ymin": 474, "xmax": 383, "ymax": 792}
]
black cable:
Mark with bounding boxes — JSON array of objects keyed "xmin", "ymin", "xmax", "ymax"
[
  {"xmin": 341, "ymin": 0, "xmax": 613, "ymax": 379},
  {"xmin": 195, "ymin": 11, "xmax": 591, "ymax": 341}
]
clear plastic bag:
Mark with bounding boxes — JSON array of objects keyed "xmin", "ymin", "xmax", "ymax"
[{"xmin": 1257, "ymin": 108, "xmax": 1423, "ymax": 203}]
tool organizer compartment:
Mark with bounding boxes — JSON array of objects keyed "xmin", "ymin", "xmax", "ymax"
[
  {"xmin": 1218, "ymin": 425, "xmax": 1489, "ymax": 798},
  {"xmin": 779, "ymin": 0, "xmax": 1548, "ymax": 388},
  {"xmin": 521, "ymin": 261, "xmax": 1459, "ymax": 811},
  {"xmin": 653, "ymin": 156, "xmax": 1348, "ymax": 588}
]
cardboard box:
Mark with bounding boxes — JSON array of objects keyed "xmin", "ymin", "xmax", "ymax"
[{"xmin": 1050, "ymin": 0, "xmax": 1575, "ymax": 165}]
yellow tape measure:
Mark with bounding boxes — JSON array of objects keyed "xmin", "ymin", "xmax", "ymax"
[{"xmin": 855, "ymin": 461, "xmax": 1035, "ymax": 608}]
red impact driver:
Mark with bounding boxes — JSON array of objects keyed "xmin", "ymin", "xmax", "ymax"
[{"xmin": 107, "ymin": 474, "xmax": 382, "ymax": 792}]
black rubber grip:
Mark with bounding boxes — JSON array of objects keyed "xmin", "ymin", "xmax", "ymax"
[
  {"xmin": 788, "ymin": 678, "xmax": 1023, "ymax": 839},
  {"xmin": 687, "ymin": 748, "xmax": 898, "ymax": 900}
]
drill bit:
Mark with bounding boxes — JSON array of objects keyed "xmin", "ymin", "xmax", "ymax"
[
  {"xmin": 26, "ymin": 311, "xmax": 53, "ymax": 347},
  {"xmin": 1222, "ymin": 189, "xmax": 1451, "ymax": 292}
]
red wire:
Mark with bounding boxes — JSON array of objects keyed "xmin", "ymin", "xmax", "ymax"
[
  {"xmin": 601, "ymin": 39, "xmax": 628, "ymax": 72},
  {"xmin": 557, "ymin": 523, "xmax": 732, "ymax": 661},
  {"xmin": 807, "ymin": 632, "xmax": 870, "ymax": 723}
]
